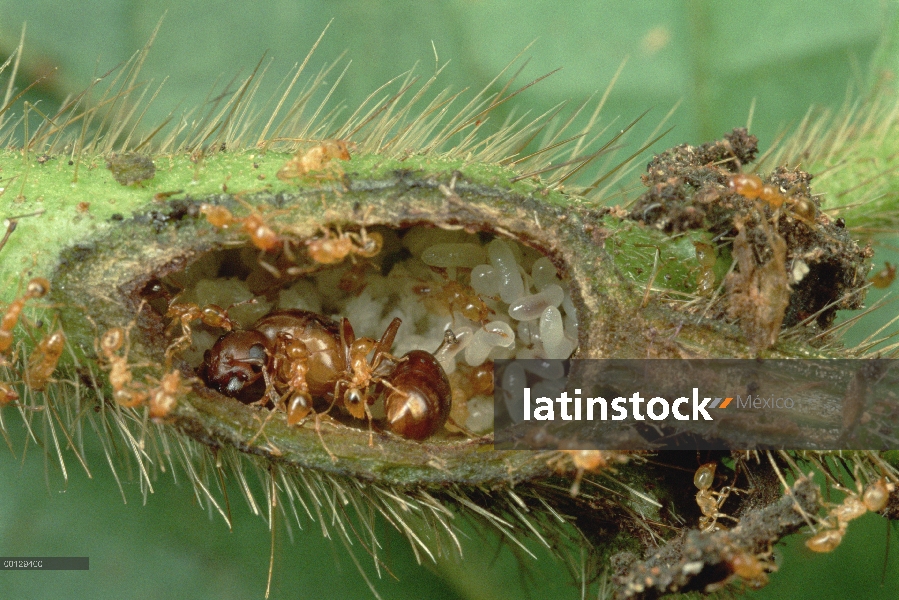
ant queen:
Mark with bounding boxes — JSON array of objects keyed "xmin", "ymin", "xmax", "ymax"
[{"xmin": 200, "ymin": 309, "xmax": 452, "ymax": 440}]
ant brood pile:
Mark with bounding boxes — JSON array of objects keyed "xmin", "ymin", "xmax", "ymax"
[{"xmin": 152, "ymin": 224, "xmax": 578, "ymax": 440}]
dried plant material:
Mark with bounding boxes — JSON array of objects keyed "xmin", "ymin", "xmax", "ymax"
[
  {"xmin": 106, "ymin": 152, "xmax": 156, "ymax": 185},
  {"xmin": 612, "ymin": 475, "xmax": 820, "ymax": 597},
  {"xmin": 630, "ymin": 130, "xmax": 871, "ymax": 328},
  {"xmin": 726, "ymin": 217, "xmax": 790, "ymax": 351},
  {"xmin": 693, "ymin": 240, "xmax": 717, "ymax": 294}
]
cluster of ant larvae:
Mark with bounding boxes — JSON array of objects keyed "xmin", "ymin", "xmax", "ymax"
[
  {"xmin": 162, "ymin": 224, "xmax": 577, "ymax": 437},
  {"xmin": 419, "ymin": 238, "xmax": 578, "ymax": 364}
]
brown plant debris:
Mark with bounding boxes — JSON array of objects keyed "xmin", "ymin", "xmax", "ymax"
[
  {"xmin": 106, "ymin": 152, "xmax": 156, "ymax": 186},
  {"xmin": 628, "ymin": 128, "xmax": 871, "ymax": 332},
  {"xmin": 726, "ymin": 216, "xmax": 790, "ymax": 351},
  {"xmin": 611, "ymin": 476, "xmax": 821, "ymax": 598}
]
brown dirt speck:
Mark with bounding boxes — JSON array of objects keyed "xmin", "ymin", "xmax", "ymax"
[{"xmin": 106, "ymin": 152, "xmax": 156, "ymax": 186}]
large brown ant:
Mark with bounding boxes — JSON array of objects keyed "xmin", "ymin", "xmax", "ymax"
[
  {"xmin": 200, "ymin": 329, "xmax": 272, "ymax": 403},
  {"xmin": 379, "ymin": 349, "xmax": 451, "ymax": 440},
  {"xmin": 254, "ymin": 310, "xmax": 346, "ymax": 402},
  {"xmin": 198, "ymin": 309, "xmax": 452, "ymax": 440},
  {"xmin": 201, "ymin": 309, "xmax": 345, "ymax": 410},
  {"xmin": 326, "ymin": 317, "xmax": 451, "ymax": 440},
  {"xmin": 276, "ymin": 314, "xmax": 449, "ymax": 441}
]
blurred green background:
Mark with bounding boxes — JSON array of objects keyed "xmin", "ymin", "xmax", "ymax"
[
  {"xmin": 2, "ymin": 0, "xmax": 898, "ymax": 154},
  {"xmin": 1, "ymin": 1, "xmax": 899, "ymax": 598}
]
